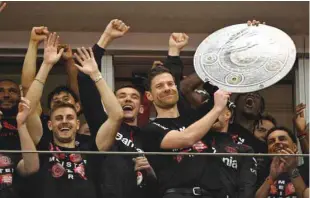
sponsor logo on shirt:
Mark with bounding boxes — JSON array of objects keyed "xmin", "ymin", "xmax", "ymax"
[
  {"xmin": 115, "ymin": 132, "xmax": 143, "ymax": 152},
  {"xmin": 222, "ymin": 157, "xmax": 238, "ymax": 169},
  {"xmin": 152, "ymin": 122, "xmax": 168, "ymax": 130}
]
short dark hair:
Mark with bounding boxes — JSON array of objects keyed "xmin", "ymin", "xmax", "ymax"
[
  {"xmin": 260, "ymin": 112, "xmax": 277, "ymax": 127},
  {"xmin": 0, "ymin": 79, "xmax": 19, "ymax": 86},
  {"xmin": 115, "ymin": 84, "xmax": 143, "ymax": 99},
  {"xmin": 266, "ymin": 126, "xmax": 297, "ymax": 144},
  {"xmin": 47, "ymin": 86, "xmax": 79, "ymax": 109},
  {"xmin": 146, "ymin": 66, "xmax": 174, "ymax": 91},
  {"xmin": 50, "ymin": 102, "xmax": 77, "ymax": 117}
]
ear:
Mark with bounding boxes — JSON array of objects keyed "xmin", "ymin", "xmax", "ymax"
[
  {"xmin": 76, "ymin": 119, "xmax": 80, "ymax": 131},
  {"xmin": 224, "ymin": 109, "xmax": 232, "ymax": 121},
  {"xmin": 145, "ymin": 91, "xmax": 153, "ymax": 102},
  {"xmin": 75, "ymin": 102, "xmax": 81, "ymax": 113},
  {"xmin": 47, "ymin": 120, "xmax": 53, "ymax": 131},
  {"xmin": 139, "ymin": 105, "xmax": 144, "ymax": 114}
]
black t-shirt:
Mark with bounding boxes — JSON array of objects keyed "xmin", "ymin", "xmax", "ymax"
[
  {"xmin": 201, "ymin": 131, "xmax": 257, "ymax": 198},
  {"xmin": 141, "ymin": 116, "xmax": 210, "ymax": 195},
  {"xmin": 0, "ymin": 117, "xmax": 20, "ymax": 150},
  {"xmin": 31, "ymin": 134, "xmax": 98, "ymax": 198},
  {"xmin": 100, "ymin": 123, "xmax": 151, "ymax": 198},
  {"xmin": 267, "ymin": 162, "xmax": 309, "ymax": 198},
  {"xmin": 0, "ymin": 153, "xmax": 20, "ymax": 198}
]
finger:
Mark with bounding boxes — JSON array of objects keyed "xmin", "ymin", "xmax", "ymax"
[
  {"xmin": 77, "ymin": 48, "xmax": 86, "ymax": 61},
  {"xmin": 55, "ymin": 35, "xmax": 60, "ymax": 48},
  {"xmin": 20, "ymin": 97, "xmax": 30, "ymax": 106},
  {"xmin": 43, "ymin": 27, "xmax": 49, "ymax": 35},
  {"xmin": 123, "ymin": 26, "xmax": 130, "ymax": 34},
  {"xmin": 89, "ymin": 47, "xmax": 94, "ymax": 59},
  {"xmin": 119, "ymin": 23, "xmax": 126, "ymax": 31},
  {"xmin": 74, "ymin": 53, "xmax": 83, "ymax": 65},
  {"xmin": 284, "ymin": 148, "xmax": 295, "ymax": 154},
  {"xmin": 81, "ymin": 47, "xmax": 90, "ymax": 59},
  {"xmin": 74, "ymin": 63, "xmax": 84, "ymax": 72},
  {"xmin": 135, "ymin": 157, "xmax": 145, "ymax": 161},
  {"xmin": 47, "ymin": 33, "xmax": 52, "ymax": 46},
  {"xmin": 43, "ymin": 37, "xmax": 48, "ymax": 49},
  {"xmin": 57, "ymin": 48, "xmax": 64, "ymax": 58},
  {"xmin": 136, "ymin": 165, "xmax": 151, "ymax": 171},
  {"xmin": 183, "ymin": 33, "xmax": 189, "ymax": 41}
]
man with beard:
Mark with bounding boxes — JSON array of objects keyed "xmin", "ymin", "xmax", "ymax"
[
  {"xmin": 0, "ymin": 79, "xmax": 21, "ymax": 150},
  {"xmin": 0, "ymin": 97, "xmax": 39, "ymax": 198},
  {"xmin": 254, "ymin": 113, "xmax": 277, "ymax": 143},
  {"xmin": 77, "ymin": 20, "xmax": 189, "ymax": 198},
  {"xmin": 141, "ymin": 66, "xmax": 229, "ymax": 198},
  {"xmin": 201, "ymin": 104, "xmax": 257, "ymax": 198},
  {"xmin": 24, "ymin": 32, "xmax": 123, "ymax": 198},
  {"xmin": 255, "ymin": 127, "xmax": 309, "ymax": 198}
]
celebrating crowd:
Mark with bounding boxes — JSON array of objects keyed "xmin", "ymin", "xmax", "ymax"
[{"xmin": 0, "ymin": 3, "xmax": 309, "ymax": 198}]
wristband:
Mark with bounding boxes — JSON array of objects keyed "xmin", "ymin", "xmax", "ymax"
[{"xmin": 299, "ymin": 135, "xmax": 306, "ymax": 140}]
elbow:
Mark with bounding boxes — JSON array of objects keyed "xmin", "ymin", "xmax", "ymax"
[{"xmin": 25, "ymin": 162, "xmax": 40, "ymax": 176}]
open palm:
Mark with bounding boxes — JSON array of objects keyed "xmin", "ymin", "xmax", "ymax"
[{"xmin": 74, "ymin": 47, "xmax": 99, "ymax": 76}]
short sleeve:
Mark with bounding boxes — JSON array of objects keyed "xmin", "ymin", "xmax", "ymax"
[{"xmin": 141, "ymin": 122, "xmax": 171, "ymax": 152}]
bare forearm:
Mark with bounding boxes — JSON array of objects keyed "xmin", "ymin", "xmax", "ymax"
[
  {"xmin": 66, "ymin": 59, "xmax": 80, "ymax": 99},
  {"xmin": 22, "ymin": 41, "xmax": 39, "ymax": 94},
  {"xmin": 17, "ymin": 124, "xmax": 39, "ymax": 175},
  {"xmin": 26, "ymin": 63, "xmax": 52, "ymax": 112},
  {"xmin": 97, "ymin": 33, "xmax": 114, "ymax": 49},
  {"xmin": 92, "ymin": 73, "xmax": 123, "ymax": 121}
]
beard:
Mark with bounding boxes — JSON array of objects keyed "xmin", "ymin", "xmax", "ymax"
[{"xmin": 0, "ymin": 103, "xmax": 18, "ymax": 117}]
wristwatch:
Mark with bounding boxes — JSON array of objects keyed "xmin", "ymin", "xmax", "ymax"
[{"xmin": 289, "ymin": 168, "xmax": 300, "ymax": 179}]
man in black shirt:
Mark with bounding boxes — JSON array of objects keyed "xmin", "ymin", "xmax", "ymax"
[
  {"xmin": 141, "ymin": 66, "xmax": 230, "ymax": 198},
  {"xmin": 202, "ymin": 105, "xmax": 257, "ymax": 198},
  {"xmin": 25, "ymin": 32, "xmax": 124, "ymax": 198},
  {"xmin": 256, "ymin": 127, "xmax": 309, "ymax": 198},
  {"xmin": 77, "ymin": 19, "xmax": 189, "ymax": 198}
]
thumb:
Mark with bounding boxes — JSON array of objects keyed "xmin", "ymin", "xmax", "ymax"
[{"xmin": 58, "ymin": 48, "xmax": 64, "ymax": 57}]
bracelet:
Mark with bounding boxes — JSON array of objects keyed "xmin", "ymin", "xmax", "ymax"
[
  {"xmin": 299, "ymin": 135, "xmax": 307, "ymax": 140},
  {"xmin": 93, "ymin": 74, "xmax": 103, "ymax": 83},
  {"xmin": 34, "ymin": 78, "xmax": 45, "ymax": 86}
]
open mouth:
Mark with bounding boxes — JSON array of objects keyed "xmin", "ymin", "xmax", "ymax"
[
  {"xmin": 245, "ymin": 97, "xmax": 254, "ymax": 108},
  {"xmin": 122, "ymin": 105, "xmax": 134, "ymax": 112},
  {"xmin": 59, "ymin": 127, "xmax": 71, "ymax": 133}
]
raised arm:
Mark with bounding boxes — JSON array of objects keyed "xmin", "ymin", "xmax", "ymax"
[
  {"xmin": 25, "ymin": 33, "xmax": 64, "ymax": 144},
  {"xmin": 21, "ymin": 26, "xmax": 49, "ymax": 96},
  {"xmin": 60, "ymin": 45, "xmax": 80, "ymax": 99},
  {"xmin": 0, "ymin": 2, "xmax": 6, "ymax": 13},
  {"xmin": 16, "ymin": 97, "xmax": 39, "ymax": 176},
  {"xmin": 294, "ymin": 103, "xmax": 309, "ymax": 154},
  {"xmin": 75, "ymin": 47, "xmax": 123, "ymax": 151},
  {"xmin": 164, "ymin": 33, "xmax": 188, "ymax": 88},
  {"xmin": 78, "ymin": 19, "xmax": 129, "ymax": 139},
  {"xmin": 160, "ymin": 90, "xmax": 230, "ymax": 149}
]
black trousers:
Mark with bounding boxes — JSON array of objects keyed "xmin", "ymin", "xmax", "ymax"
[{"xmin": 163, "ymin": 194, "xmax": 213, "ymax": 198}]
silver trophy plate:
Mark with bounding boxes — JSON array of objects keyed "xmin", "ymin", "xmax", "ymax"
[{"xmin": 194, "ymin": 24, "xmax": 296, "ymax": 93}]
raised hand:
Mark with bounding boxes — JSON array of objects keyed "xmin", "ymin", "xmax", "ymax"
[
  {"xmin": 0, "ymin": 2, "xmax": 7, "ymax": 13},
  {"xmin": 59, "ymin": 44, "xmax": 73, "ymax": 61},
  {"xmin": 31, "ymin": 26, "xmax": 49, "ymax": 44},
  {"xmin": 247, "ymin": 19, "xmax": 266, "ymax": 26},
  {"xmin": 269, "ymin": 157, "xmax": 286, "ymax": 180},
  {"xmin": 74, "ymin": 47, "xmax": 100, "ymax": 79},
  {"xmin": 294, "ymin": 103, "xmax": 307, "ymax": 133},
  {"xmin": 213, "ymin": 90, "xmax": 231, "ymax": 112},
  {"xmin": 280, "ymin": 148, "xmax": 298, "ymax": 173},
  {"xmin": 43, "ymin": 33, "xmax": 64, "ymax": 66},
  {"xmin": 103, "ymin": 19, "xmax": 130, "ymax": 39},
  {"xmin": 16, "ymin": 97, "xmax": 31, "ymax": 127},
  {"xmin": 169, "ymin": 33, "xmax": 189, "ymax": 50}
]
